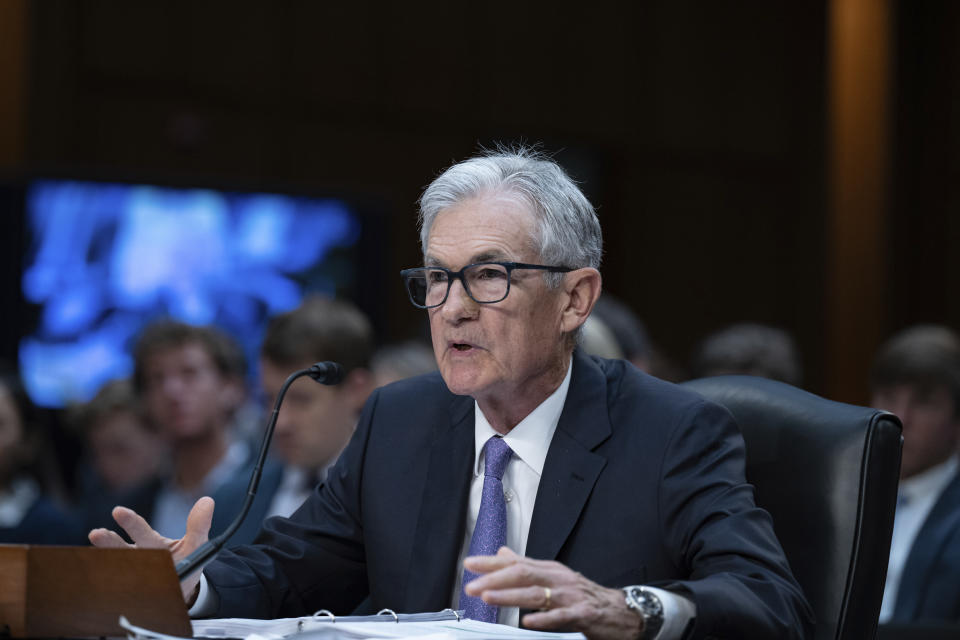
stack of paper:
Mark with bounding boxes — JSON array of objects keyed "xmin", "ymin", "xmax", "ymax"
[{"xmin": 120, "ymin": 614, "xmax": 586, "ymax": 640}]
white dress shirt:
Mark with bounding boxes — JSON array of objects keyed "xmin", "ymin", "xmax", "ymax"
[
  {"xmin": 449, "ymin": 362, "xmax": 572, "ymax": 626},
  {"xmin": 266, "ymin": 453, "xmax": 343, "ymax": 520},
  {"xmin": 878, "ymin": 455, "xmax": 958, "ymax": 622},
  {"xmin": 265, "ymin": 467, "xmax": 315, "ymax": 520}
]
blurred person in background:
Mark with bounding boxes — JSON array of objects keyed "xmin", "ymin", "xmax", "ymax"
[
  {"xmin": 95, "ymin": 321, "xmax": 251, "ymax": 540},
  {"xmin": 211, "ymin": 296, "xmax": 376, "ymax": 545},
  {"xmin": 590, "ymin": 293, "xmax": 650, "ymax": 370},
  {"xmin": 0, "ymin": 367, "xmax": 85, "ymax": 544},
  {"xmin": 872, "ymin": 324, "xmax": 960, "ymax": 624},
  {"xmin": 72, "ymin": 378, "xmax": 167, "ymax": 531},
  {"xmin": 691, "ymin": 322, "xmax": 803, "ymax": 387},
  {"xmin": 579, "ymin": 314, "xmax": 624, "ymax": 360},
  {"xmin": 370, "ymin": 339, "xmax": 437, "ymax": 388},
  {"xmin": 589, "ymin": 292, "xmax": 685, "ymax": 381}
]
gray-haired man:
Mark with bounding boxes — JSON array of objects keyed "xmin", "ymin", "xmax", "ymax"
[{"xmin": 91, "ymin": 148, "xmax": 812, "ymax": 640}]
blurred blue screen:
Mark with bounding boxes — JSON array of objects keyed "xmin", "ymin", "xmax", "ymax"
[{"xmin": 21, "ymin": 180, "xmax": 362, "ymax": 408}]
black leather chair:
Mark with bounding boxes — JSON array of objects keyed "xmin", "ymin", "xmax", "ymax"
[{"xmin": 682, "ymin": 376, "xmax": 902, "ymax": 640}]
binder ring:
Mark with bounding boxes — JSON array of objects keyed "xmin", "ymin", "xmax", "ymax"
[
  {"xmin": 376, "ymin": 608, "xmax": 399, "ymax": 623},
  {"xmin": 441, "ymin": 608, "xmax": 462, "ymax": 622},
  {"xmin": 312, "ymin": 609, "xmax": 336, "ymax": 622}
]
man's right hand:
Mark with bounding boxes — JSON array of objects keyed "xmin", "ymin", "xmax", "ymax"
[{"xmin": 88, "ymin": 496, "xmax": 215, "ymax": 602}]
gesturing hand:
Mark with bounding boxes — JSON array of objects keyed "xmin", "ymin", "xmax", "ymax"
[
  {"xmin": 88, "ymin": 496, "xmax": 215, "ymax": 602},
  {"xmin": 463, "ymin": 547, "xmax": 644, "ymax": 640}
]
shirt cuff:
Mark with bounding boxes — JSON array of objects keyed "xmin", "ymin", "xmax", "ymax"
[
  {"xmin": 188, "ymin": 574, "xmax": 220, "ymax": 618},
  {"xmin": 644, "ymin": 586, "xmax": 696, "ymax": 640}
]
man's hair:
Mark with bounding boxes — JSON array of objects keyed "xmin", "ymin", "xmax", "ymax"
[
  {"xmin": 72, "ymin": 378, "xmax": 149, "ymax": 434},
  {"xmin": 418, "ymin": 146, "xmax": 603, "ymax": 286},
  {"xmin": 132, "ymin": 321, "xmax": 246, "ymax": 393},
  {"xmin": 260, "ymin": 296, "xmax": 373, "ymax": 373},
  {"xmin": 870, "ymin": 324, "xmax": 960, "ymax": 413},
  {"xmin": 693, "ymin": 323, "xmax": 803, "ymax": 387}
]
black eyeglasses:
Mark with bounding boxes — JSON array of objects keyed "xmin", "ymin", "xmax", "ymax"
[{"xmin": 400, "ymin": 261, "xmax": 572, "ymax": 309}]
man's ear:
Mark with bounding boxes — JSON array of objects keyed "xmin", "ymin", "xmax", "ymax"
[{"xmin": 559, "ymin": 268, "xmax": 602, "ymax": 334}]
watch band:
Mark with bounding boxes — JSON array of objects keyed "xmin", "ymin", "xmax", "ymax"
[{"xmin": 623, "ymin": 586, "xmax": 664, "ymax": 640}]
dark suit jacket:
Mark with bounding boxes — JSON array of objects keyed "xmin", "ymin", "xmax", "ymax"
[
  {"xmin": 892, "ymin": 467, "xmax": 960, "ymax": 622},
  {"xmin": 205, "ymin": 351, "xmax": 813, "ymax": 639}
]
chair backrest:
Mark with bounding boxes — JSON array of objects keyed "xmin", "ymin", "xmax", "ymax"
[{"xmin": 682, "ymin": 375, "xmax": 902, "ymax": 640}]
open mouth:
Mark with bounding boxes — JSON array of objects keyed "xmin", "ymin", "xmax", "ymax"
[{"xmin": 452, "ymin": 343, "xmax": 472, "ymax": 351}]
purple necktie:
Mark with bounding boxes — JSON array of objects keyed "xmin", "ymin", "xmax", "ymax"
[{"xmin": 460, "ymin": 436, "xmax": 513, "ymax": 622}]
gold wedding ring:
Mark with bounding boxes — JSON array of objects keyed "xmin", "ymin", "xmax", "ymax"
[{"xmin": 542, "ymin": 586, "xmax": 552, "ymax": 610}]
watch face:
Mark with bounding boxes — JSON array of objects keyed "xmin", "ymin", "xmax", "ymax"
[{"xmin": 623, "ymin": 586, "xmax": 664, "ymax": 640}]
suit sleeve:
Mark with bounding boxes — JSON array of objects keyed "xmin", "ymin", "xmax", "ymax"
[
  {"xmin": 200, "ymin": 389, "xmax": 384, "ymax": 618},
  {"xmin": 656, "ymin": 399, "xmax": 815, "ymax": 639}
]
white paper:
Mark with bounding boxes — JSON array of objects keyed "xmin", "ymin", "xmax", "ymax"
[{"xmin": 190, "ymin": 616, "xmax": 585, "ymax": 640}]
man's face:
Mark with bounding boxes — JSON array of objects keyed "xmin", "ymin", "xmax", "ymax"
[
  {"xmin": 141, "ymin": 342, "xmax": 236, "ymax": 443},
  {"xmin": 425, "ymin": 195, "xmax": 567, "ymax": 406},
  {"xmin": 260, "ymin": 359, "xmax": 356, "ymax": 470},
  {"xmin": 871, "ymin": 383, "xmax": 960, "ymax": 478},
  {"xmin": 89, "ymin": 410, "xmax": 165, "ymax": 491}
]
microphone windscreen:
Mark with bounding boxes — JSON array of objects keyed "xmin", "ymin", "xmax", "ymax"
[{"xmin": 308, "ymin": 361, "xmax": 345, "ymax": 385}]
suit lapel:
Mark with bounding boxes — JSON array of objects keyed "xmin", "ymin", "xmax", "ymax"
[
  {"xmin": 526, "ymin": 351, "xmax": 610, "ymax": 562},
  {"xmin": 404, "ymin": 394, "xmax": 475, "ymax": 612},
  {"xmin": 894, "ymin": 470, "xmax": 960, "ymax": 620}
]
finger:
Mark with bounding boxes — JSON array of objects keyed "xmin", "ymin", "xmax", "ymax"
[
  {"xmin": 183, "ymin": 496, "xmax": 215, "ymax": 545},
  {"xmin": 522, "ymin": 607, "xmax": 580, "ymax": 631},
  {"xmin": 112, "ymin": 506, "xmax": 169, "ymax": 548},
  {"xmin": 88, "ymin": 527, "xmax": 133, "ymax": 549},
  {"xmin": 463, "ymin": 546, "xmax": 522, "ymax": 573},
  {"xmin": 475, "ymin": 585, "xmax": 553, "ymax": 610},
  {"xmin": 465, "ymin": 558, "xmax": 562, "ymax": 595}
]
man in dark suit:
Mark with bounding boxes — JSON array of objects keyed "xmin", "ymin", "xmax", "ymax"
[
  {"xmin": 210, "ymin": 296, "xmax": 375, "ymax": 546},
  {"xmin": 91, "ymin": 148, "xmax": 813, "ymax": 639},
  {"xmin": 872, "ymin": 325, "xmax": 960, "ymax": 623}
]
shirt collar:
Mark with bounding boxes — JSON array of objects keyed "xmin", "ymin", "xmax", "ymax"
[
  {"xmin": 899, "ymin": 455, "xmax": 958, "ymax": 503},
  {"xmin": 473, "ymin": 359, "xmax": 573, "ymax": 477}
]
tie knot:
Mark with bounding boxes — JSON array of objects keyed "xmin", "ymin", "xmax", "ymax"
[{"xmin": 483, "ymin": 436, "xmax": 513, "ymax": 481}]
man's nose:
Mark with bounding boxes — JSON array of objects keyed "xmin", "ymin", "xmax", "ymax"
[
  {"xmin": 160, "ymin": 375, "xmax": 185, "ymax": 397},
  {"xmin": 440, "ymin": 277, "xmax": 478, "ymax": 320}
]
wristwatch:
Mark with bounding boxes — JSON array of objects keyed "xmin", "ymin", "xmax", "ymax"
[{"xmin": 623, "ymin": 586, "xmax": 664, "ymax": 640}]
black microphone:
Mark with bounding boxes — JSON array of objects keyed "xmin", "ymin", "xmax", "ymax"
[
  {"xmin": 175, "ymin": 361, "xmax": 345, "ymax": 580},
  {"xmin": 307, "ymin": 361, "xmax": 345, "ymax": 384}
]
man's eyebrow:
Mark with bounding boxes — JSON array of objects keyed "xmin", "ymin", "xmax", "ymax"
[
  {"xmin": 471, "ymin": 251, "xmax": 509, "ymax": 263},
  {"xmin": 423, "ymin": 251, "xmax": 511, "ymax": 268}
]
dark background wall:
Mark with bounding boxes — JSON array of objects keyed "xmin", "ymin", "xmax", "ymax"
[{"xmin": 1, "ymin": 0, "xmax": 958, "ymax": 404}]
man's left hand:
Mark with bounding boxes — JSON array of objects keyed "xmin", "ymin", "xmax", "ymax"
[{"xmin": 463, "ymin": 547, "xmax": 645, "ymax": 640}]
